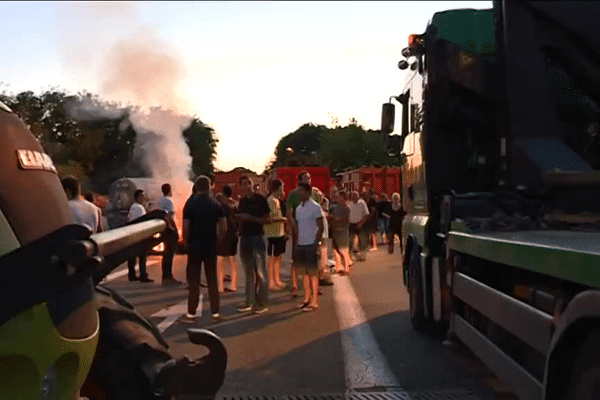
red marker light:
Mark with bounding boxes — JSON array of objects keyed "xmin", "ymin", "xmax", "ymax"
[{"xmin": 408, "ymin": 34, "xmax": 422, "ymax": 48}]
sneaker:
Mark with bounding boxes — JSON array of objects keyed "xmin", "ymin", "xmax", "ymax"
[
  {"xmin": 139, "ymin": 276, "xmax": 154, "ymax": 283},
  {"xmin": 128, "ymin": 275, "xmax": 139, "ymax": 282},
  {"xmin": 212, "ymin": 313, "xmax": 222, "ymax": 322},
  {"xmin": 237, "ymin": 303, "xmax": 253, "ymax": 312},
  {"xmin": 179, "ymin": 313, "xmax": 197, "ymax": 323},
  {"xmin": 253, "ymin": 306, "xmax": 268, "ymax": 314}
]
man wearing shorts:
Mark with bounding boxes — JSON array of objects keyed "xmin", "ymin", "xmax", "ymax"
[
  {"xmin": 265, "ymin": 178, "xmax": 287, "ymax": 290},
  {"xmin": 286, "ymin": 171, "xmax": 323, "ymax": 295},
  {"xmin": 330, "ymin": 190, "xmax": 352, "ymax": 274},
  {"xmin": 348, "ymin": 191, "xmax": 370, "ymax": 262},
  {"xmin": 293, "ymin": 182, "xmax": 325, "ymax": 312}
]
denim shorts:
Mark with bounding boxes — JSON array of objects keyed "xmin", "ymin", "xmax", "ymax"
[{"xmin": 293, "ymin": 243, "xmax": 319, "ymax": 276}]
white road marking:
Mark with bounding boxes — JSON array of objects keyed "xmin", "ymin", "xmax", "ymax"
[
  {"xmin": 331, "ymin": 273, "xmax": 405, "ymax": 392},
  {"xmin": 151, "ymin": 295, "xmax": 202, "ymax": 333},
  {"xmin": 103, "ymin": 260, "xmax": 161, "ymax": 282}
]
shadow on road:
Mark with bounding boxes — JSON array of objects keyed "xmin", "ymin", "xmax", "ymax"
[
  {"xmin": 177, "ymin": 310, "xmax": 512, "ymax": 399},
  {"xmin": 171, "ymin": 293, "xmax": 309, "ymax": 340}
]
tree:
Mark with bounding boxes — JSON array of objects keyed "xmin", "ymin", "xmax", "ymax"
[
  {"xmin": 319, "ymin": 121, "xmax": 397, "ymax": 173},
  {"xmin": 267, "ymin": 123, "xmax": 327, "ymax": 170},
  {"xmin": 183, "ymin": 118, "xmax": 219, "ymax": 179}
]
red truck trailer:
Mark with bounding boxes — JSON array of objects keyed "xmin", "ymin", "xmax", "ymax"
[
  {"xmin": 213, "ymin": 167, "xmax": 268, "ymax": 199},
  {"xmin": 267, "ymin": 167, "xmax": 331, "ymax": 200},
  {"xmin": 338, "ymin": 166, "xmax": 401, "ymax": 197}
]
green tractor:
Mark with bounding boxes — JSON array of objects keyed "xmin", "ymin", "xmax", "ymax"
[{"xmin": 0, "ymin": 100, "xmax": 227, "ymax": 399}]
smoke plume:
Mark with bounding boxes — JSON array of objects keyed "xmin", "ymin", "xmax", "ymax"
[{"xmin": 57, "ymin": 2, "xmax": 194, "ymax": 226}]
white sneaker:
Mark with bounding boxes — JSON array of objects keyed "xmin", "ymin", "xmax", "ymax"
[{"xmin": 179, "ymin": 313, "xmax": 197, "ymax": 323}]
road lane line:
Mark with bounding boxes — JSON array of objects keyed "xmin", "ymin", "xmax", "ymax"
[
  {"xmin": 152, "ymin": 295, "xmax": 202, "ymax": 333},
  {"xmin": 331, "ymin": 273, "xmax": 405, "ymax": 392},
  {"xmin": 103, "ymin": 260, "xmax": 161, "ymax": 282}
]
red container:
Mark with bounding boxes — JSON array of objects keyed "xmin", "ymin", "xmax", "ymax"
[
  {"xmin": 267, "ymin": 167, "xmax": 331, "ymax": 200},
  {"xmin": 338, "ymin": 166, "xmax": 401, "ymax": 198},
  {"xmin": 213, "ymin": 168, "xmax": 267, "ymax": 200}
]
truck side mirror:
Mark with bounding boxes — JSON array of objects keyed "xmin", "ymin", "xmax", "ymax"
[{"xmin": 381, "ymin": 103, "xmax": 395, "ymax": 134}]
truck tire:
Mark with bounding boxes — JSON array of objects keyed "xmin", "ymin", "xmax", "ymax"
[
  {"xmin": 408, "ymin": 245, "xmax": 426, "ymax": 331},
  {"xmin": 565, "ymin": 330, "xmax": 600, "ymax": 400}
]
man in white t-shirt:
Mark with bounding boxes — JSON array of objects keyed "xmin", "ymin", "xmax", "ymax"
[
  {"xmin": 127, "ymin": 190, "xmax": 153, "ymax": 283},
  {"xmin": 293, "ymin": 182, "xmax": 324, "ymax": 312},
  {"xmin": 157, "ymin": 183, "xmax": 182, "ymax": 286},
  {"xmin": 347, "ymin": 190, "xmax": 370, "ymax": 262},
  {"xmin": 61, "ymin": 176, "xmax": 103, "ymax": 234},
  {"xmin": 84, "ymin": 192, "xmax": 106, "ymax": 232}
]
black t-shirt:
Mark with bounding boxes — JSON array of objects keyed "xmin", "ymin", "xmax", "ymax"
[
  {"xmin": 378, "ymin": 200, "xmax": 393, "ymax": 219},
  {"xmin": 238, "ymin": 192, "xmax": 270, "ymax": 236},
  {"xmin": 365, "ymin": 198, "xmax": 379, "ymax": 229},
  {"xmin": 222, "ymin": 201, "xmax": 239, "ymax": 238},
  {"xmin": 389, "ymin": 207, "xmax": 408, "ymax": 231},
  {"xmin": 183, "ymin": 193, "xmax": 225, "ymax": 255}
]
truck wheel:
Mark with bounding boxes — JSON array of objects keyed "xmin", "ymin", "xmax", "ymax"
[
  {"xmin": 565, "ymin": 330, "xmax": 600, "ymax": 400},
  {"xmin": 408, "ymin": 245, "xmax": 426, "ymax": 331}
]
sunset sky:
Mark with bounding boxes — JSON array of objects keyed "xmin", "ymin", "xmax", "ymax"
[{"xmin": 1, "ymin": 1, "xmax": 491, "ymax": 173}]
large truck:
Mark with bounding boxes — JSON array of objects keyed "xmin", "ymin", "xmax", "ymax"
[{"xmin": 380, "ymin": 1, "xmax": 600, "ymax": 399}]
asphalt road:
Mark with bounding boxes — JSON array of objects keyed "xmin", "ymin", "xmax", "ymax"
[{"xmin": 102, "ymin": 241, "xmax": 517, "ymax": 400}]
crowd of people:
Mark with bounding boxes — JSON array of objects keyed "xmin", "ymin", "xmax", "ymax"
[{"xmin": 59, "ymin": 171, "xmax": 407, "ymax": 324}]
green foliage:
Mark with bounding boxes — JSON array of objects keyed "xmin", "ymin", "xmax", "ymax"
[
  {"xmin": 0, "ymin": 88, "xmax": 218, "ymax": 194},
  {"xmin": 183, "ymin": 118, "xmax": 219, "ymax": 179},
  {"xmin": 267, "ymin": 123, "xmax": 327, "ymax": 171},
  {"xmin": 267, "ymin": 119, "xmax": 400, "ymax": 174}
]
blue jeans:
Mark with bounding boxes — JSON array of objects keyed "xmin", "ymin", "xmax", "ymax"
[
  {"xmin": 377, "ymin": 218, "xmax": 390, "ymax": 235},
  {"xmin": 239, "ymin": 235, "xmax": 269, "ymax": 307}
]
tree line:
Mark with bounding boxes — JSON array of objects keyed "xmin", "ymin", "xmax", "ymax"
[
  {"xmin": 0, "ymin": 89, "xmax": 218, "ymax": 194},
  {"xmin": 265, "ymin": 118, "xmax": 403, "ymax": 174}
]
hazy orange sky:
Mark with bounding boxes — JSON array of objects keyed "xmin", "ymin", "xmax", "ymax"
[{"xmin": 1, "ymin": 1, "xmax": 491, "ymax": 173}]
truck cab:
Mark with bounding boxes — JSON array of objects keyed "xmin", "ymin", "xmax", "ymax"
[
  {"xmin": 381, "ymin": 2, "xmax": 600, "ymax": 399},
  {"xmin": 384, "ymin": 6, "xmax": 500, "ymax": 289}
]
